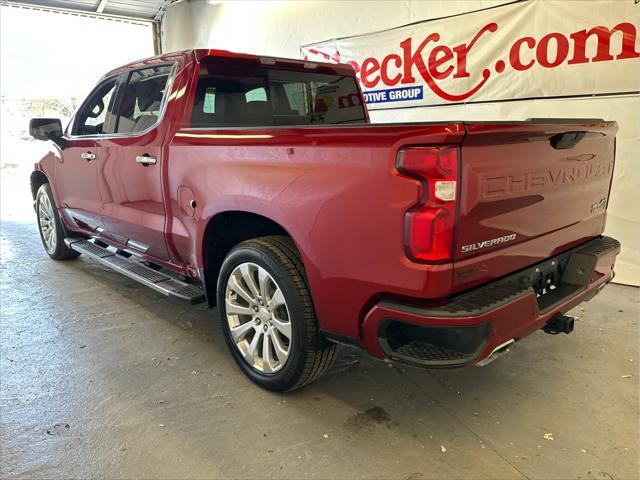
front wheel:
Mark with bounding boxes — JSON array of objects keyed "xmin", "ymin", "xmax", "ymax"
[
  {"xmin": 217, "ymin": 236, "xmax": 337, "ymax": 392},
  {"xmin": 36, "ymin": 183, "xmax": 79, "ymax": 260}
]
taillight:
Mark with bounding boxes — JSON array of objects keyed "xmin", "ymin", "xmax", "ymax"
[{"xmin": 397, "ymin": 146, "xmax": 459, "ymax": 262}]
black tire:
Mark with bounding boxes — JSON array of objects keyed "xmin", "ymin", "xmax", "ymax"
[
  {"xmin": 35, "ymin": 183, "xmax": 79, "ymax": 260},
  {"xmin": 217, "ymin": 235, "xmax": 337, "ymax": 392}
]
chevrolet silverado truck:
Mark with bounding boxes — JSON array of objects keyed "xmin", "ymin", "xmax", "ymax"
[{"xmin": 29, "ymin": 49, "xmax": 621, "ymax": 391}]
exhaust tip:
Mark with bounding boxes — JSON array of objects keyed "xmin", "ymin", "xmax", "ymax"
[{"xmin": 476, "ymin": 339, "xmax": 515, "ymax": 367}]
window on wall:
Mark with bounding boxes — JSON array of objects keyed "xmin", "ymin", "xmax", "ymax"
[
  {"xmin": 116, "ymin": 65, "xmax": 173, "ymax": 134},
  {"xmin": 190, "ymin": 59, "xmax": 367, "ymax": 128}
]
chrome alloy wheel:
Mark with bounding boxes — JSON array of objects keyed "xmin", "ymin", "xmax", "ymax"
[
  {"xmin": 225, "ymin": 262, "xmax": 292, "ymax": 373},
  {"xmin": 38, "ymin": 193, "xmax": 57, "ymax": 254}
]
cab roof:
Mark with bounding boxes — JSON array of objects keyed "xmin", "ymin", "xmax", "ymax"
[{"xmin": 104, "ymin": 48, "xmax": 356, "ymax": 78}]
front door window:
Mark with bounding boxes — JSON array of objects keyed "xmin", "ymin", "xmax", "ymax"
[{"xmin": 72, "ymin": 77, "xmax": 118, "ymax": 136}]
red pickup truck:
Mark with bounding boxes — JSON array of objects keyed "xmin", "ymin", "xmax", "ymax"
[{"xmin": 29, "ymin": 49, "xmax": 620, "ymax": 391}]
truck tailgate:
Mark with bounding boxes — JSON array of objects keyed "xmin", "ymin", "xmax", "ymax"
[{"xmin": 453, "ymin": 120, "xmax": 617, "ymax": 291}]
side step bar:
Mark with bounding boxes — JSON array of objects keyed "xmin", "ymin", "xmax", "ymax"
[{"xmin": 65, "ymin": 238, "xmax": 205, "ymax": 304}]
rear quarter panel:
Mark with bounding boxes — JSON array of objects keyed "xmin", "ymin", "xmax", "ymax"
[{"xmin": 167, "ymin": 124, "xmax": 464, "ymax": 338}]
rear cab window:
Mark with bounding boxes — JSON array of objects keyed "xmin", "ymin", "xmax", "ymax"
[{"xmin": 190, "ymin": 58, "xmax": 367, "ymax": 128}]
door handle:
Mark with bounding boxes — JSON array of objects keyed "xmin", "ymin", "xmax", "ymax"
[
  {"xmin": 136, "ymin": 155, "xmax": 157, "ymax": 166},
  {"xmin": 81, "ymin": 152, "xmax": 96, "ymax": 161}
]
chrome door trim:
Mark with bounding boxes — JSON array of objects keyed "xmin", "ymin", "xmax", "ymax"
[{"xmin": 136, "ymin": 155, "xmax": 157, "ymax": 165}]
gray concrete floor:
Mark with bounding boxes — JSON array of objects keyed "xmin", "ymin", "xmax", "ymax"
[{"xmin": 1, "ymin": 214, "xmax": 639, "ymax": 479}]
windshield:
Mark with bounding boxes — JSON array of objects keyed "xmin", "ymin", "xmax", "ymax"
[{"xmin": 190, "ymin": 59, "xmax": 367, "ymax": 128}]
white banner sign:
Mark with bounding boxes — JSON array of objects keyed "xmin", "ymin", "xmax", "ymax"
[{"xmin": 301, "ymin": 0, "xmax": 640, "ymax": 110}]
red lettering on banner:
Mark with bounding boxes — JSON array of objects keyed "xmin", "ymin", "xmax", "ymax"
[
  {"xmin": 537, "ymin": 32, "xmax": 569, "ymax": 67},
  {"xmin": 509, "ymin": 37, "xmax": 536, "ymax": 71},
  {"xmin": 304, "ymin": 19, "xmax": 639, "ymax": 103},
  {"xmin": 428, "ymin": 45, "xmax": 454, "ymax": 80},
  {"xmin": 452, "ymin": 22, "xmax": 498, "ymax": 78},
  {"xmin": 569, "ymin": 22, "xmax": 640, "ymax": 64},
  {"xmin": 380, "ymin": 54, "xmax": 402, "ymax": 85},
  {"xmin": 361, "ymin": 57, "xmax": 381, "ymax": 88},
  {"xmin": 400, "ymin": 33, "xmax": 440, "ymax": 84},
  {"xmin": 398, "ymin": 24, "xmax": 496, "ymax": 101}
]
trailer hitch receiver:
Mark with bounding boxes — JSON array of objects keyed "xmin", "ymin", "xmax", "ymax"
[{"xmin": 543, "ymin": 314, "xmax": 575, "ymax": 335}]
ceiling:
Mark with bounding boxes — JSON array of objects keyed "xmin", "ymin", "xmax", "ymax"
[{"xmin": 0, "ymin": 0, "xmax": 175, "ymax": 22}]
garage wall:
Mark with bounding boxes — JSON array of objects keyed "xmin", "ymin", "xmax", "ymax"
[{"xmin": 161, "ymin": 0, "xmax": 639, "ymax": 286}]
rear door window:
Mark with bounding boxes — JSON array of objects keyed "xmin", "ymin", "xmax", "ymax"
[
  {"xmin": 190, "ymin": 60, "xmax": 366, "ymax": 128},
  {"xmin": 115, "ymin": 65, "xmax": 173, "ymax": 134}
]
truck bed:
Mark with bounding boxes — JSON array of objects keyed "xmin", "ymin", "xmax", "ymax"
[{"xmin": 169, "ymin": 119, "xmax": 617, "ymax": 339}]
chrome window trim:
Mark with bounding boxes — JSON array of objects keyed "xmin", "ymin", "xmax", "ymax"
[
  {"xmin": 176, "ymin": 122, "xmax": 370, "ymax": 132},
  {"xmin": 65, "ymin": 62, "xmax": 178, "ymax": 141}
]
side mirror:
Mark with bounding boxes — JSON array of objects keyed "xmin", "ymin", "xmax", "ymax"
[{"xmin": 29, "ymin": 118, "xmax": 64, "ymax": 145}]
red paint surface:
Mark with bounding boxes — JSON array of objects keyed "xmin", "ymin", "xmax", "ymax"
[
  {"xmin": 363, "ymin": 245, "xmax": 619, "ymax": 362},
  {"xmin": 35, "ymin": 49, "xmax": 619, "ymax": 361}
]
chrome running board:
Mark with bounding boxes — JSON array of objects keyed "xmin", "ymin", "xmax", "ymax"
[{"xmin": 64, "ymin": 237, "xmax": 205, "ymax": 304}]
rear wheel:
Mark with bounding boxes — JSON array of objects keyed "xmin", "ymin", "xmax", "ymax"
[
  {"xmin": 36, "ymin": 184, "xmax": 79, "ymax": 260},
  {"xmin": 217, "ymin": 236, "xmax": 337, "ymax": 391}
]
